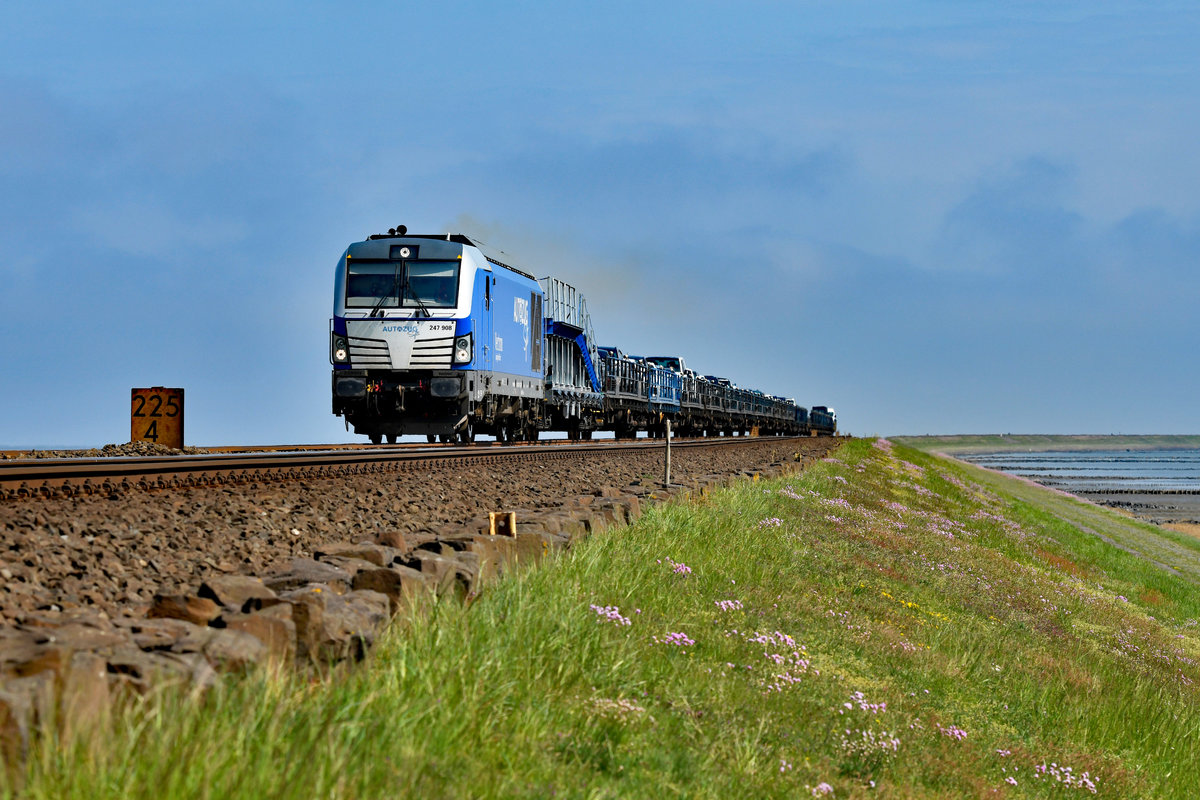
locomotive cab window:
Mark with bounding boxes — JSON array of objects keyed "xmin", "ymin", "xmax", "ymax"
[
  {"xmin": 346, "ymin": 259, "xmax": 460, "ymax": 309},
  {"xmin": 407, "ymin": 261, "xmax": 459, "ymax": 308}
]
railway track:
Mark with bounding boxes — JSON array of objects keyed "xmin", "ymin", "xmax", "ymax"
[{"xmin": 0, "ymin": 436, "xmax": 817, "ymax": 501}]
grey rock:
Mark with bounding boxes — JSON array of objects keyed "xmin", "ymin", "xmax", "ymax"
[
  {"xmin": 198, "ymin": 576, "xmax": 278, "ymax": 613},
  {"xmin": 217, "ymin": 606, "xmax": 296, "ymax": 667},
  {"xmin": 147, "ymin": 594, "xmax": 222, "ymax": 625},
  {"xmin": 107, "ymin": 648, "xmax": 206, "ymax": 694},
  {"xmin": 263, "ymin": 559, "xmax": 352, "ymax": 594},
  {"xmin": 313, "ymin": 542, "xmax": 400, "ymax": 567},
  {"xmin": 114, "ymin": 617, "xmax": 203, "ymax": 651},
  {"xmin": 351, "ymin": 564, "xmax": 433, "ymax": 615},
  {"xmin": 278, "ymin": 584, "xmax": 389, "ymax": 663}
]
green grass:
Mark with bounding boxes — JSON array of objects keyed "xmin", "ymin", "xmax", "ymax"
[
  {"xmin": 892, "ymin": 434, "xmax": 1200, "ymax": 454},
  {"xmin": 8, "ymin": 439, "xmax": 1200, "ymax": 798}
]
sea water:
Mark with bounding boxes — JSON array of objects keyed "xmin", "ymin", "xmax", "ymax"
[{"xmin": 959, "ymin": 450, "xmax": 1200, "ymax": 493}]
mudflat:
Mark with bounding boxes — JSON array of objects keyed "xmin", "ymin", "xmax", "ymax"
[
  {"xmin": 1076, "ymin": 489, "xmax": 1200, "ymax": 529},
  {"xmin": 935, "ymin": 443, "xmax": 1200, "ymax": 532}
]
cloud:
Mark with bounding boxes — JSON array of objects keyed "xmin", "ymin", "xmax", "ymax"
[
  {"xmin": 1094, "ymin": 206, "xmax": 1200, "ymax": 320},
  {"xmin": 918, "ymin": 154, "xmax": 1200, "ymax": 331},
  {"xmin": 453, "ymin": 129, "xmax": 853, "ymax": 243},
  {"xmin": 936, "ymin": 156, "xmax": 1086, "ymax": 275}
]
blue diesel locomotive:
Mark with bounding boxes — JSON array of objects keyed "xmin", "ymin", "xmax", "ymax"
[
  {"xmin": 809, "ymin": 406, "xmax": 838, "ymax": 436},
  {"xmin": 330, "ymin": 228, "xmax": 836, "ymax": 442}
]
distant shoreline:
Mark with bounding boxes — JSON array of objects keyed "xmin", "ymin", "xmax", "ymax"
[
  {"xmin": 920, "ymin": 438, "xmax": 1200, "ymax": 528},
  {"xmin": 891, "ymin": 434, "xmax": 1200, "ymax": 455}
]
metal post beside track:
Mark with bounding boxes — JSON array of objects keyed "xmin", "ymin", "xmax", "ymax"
[{"xmin": 664, "ymin": 420, "xmax": 672, "ymax": 488}]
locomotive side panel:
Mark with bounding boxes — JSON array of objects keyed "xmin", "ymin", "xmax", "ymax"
[{"xmin": 485, "ymin": 265, "xmax": 543, "ymax": 391}]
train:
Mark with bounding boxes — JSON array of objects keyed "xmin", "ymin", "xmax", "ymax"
[{"xmin": 329, "ymin": 228, "xmax": 837, "ymax": 444}]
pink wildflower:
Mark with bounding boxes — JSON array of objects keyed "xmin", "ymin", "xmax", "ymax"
[
  {"xmin": 666, "ymin": 558, "xmax": 692, "ymax": 576},
  {"xmin": 589, "ymin": 605, "xmax": 632, "ymax": 626},
  {"xmin": 937, "ymin": 724, "xmax": 967, "ymax": 741},
  {"xmin": 655, "ymin": 631, "xmax": 695, "ymax": 647}
]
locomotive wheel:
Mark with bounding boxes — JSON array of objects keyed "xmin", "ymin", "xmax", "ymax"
[
  {"xmin": 458, "ymin": 420, "xmax": 475, "ymax": 444},
  {"xmin": 526, "ymin": 425, "xmax": 539, "ymax": 442},
  {"xmin": 369, "ymin": 433, "xmax": 382, "ymax": 445},
  {"xmin": 426, "ymin": 435, "xmax": 437, "ymax": 444},
  {"xmin": 496, "ymin": 420, "xmax": 510, "ymax": 444},
  {"xmin": 439, "ymin": 434, "xmax": 453, "ymax": 443},
  {"xmin": 386, "ymin": 434, "xmax": 398, "ymax": 444}
]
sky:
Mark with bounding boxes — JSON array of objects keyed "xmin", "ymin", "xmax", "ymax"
[{"xmin": 2, "ymin": 1, "xmax": 1198, "ymax": 446}]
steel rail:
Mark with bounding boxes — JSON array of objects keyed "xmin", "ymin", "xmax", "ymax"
[
  {"xmin": 0, "ymin": 436, "xmax": 816, "ymax": 501},
  {"xmin": 0, "ymin": 436, "xmax": 613, "ymax": 460}
]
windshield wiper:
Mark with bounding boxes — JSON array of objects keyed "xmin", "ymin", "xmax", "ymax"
[
  {"xmin": 400, "ymin": 277, "xmax": 431, "ymax": 318},
  {"xmin": 369, "ymin": 262, "xmax": 403, "ymax": 318}
]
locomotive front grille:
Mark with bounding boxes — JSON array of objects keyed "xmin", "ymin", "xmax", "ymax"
[
  {"xmin": 408, "ymin": 335, "xmax": 454, "ymax": 368},
  {"xmin": 348, "ymin": 335, "xmax": 391, "ymax": 367}
]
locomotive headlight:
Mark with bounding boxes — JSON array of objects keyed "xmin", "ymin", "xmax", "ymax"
[
  {"xmin": 331, "ymin": 334, "xmax": 350, "ymax": 364},
  {"xmin": 453, "ymin": 334, "xmax": 473, "ymax": 364}
]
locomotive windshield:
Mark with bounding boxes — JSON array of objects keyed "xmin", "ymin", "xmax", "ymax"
[{"xmin": 346, "ymin": 259, "xmax": 460, "ymax": 309}]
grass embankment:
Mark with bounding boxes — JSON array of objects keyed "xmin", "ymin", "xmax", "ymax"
[
  {"xmin": 10, "ymin": 439, "xmax": 1200, "ymax": 798},
  {"xmin": 893, "ymin": 434, "xmax": 1200, "ymax": 455}
]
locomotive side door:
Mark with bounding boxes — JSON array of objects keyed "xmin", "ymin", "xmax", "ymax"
[
  {"xmin": 531, "ymin": 291, "xmax": 543, "ymax": 375},
  {"xmin": 481, "ymin": 269, "xmax": 494, "ymax": 374}
]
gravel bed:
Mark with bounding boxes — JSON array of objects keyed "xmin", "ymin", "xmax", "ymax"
[
  {"xmin": 0, "ymin": 439, "xmax": 838, "ymax": 625},
  {"xmin": 2, "ymin": 442, "xmax": 211, "ymax": 459}
]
